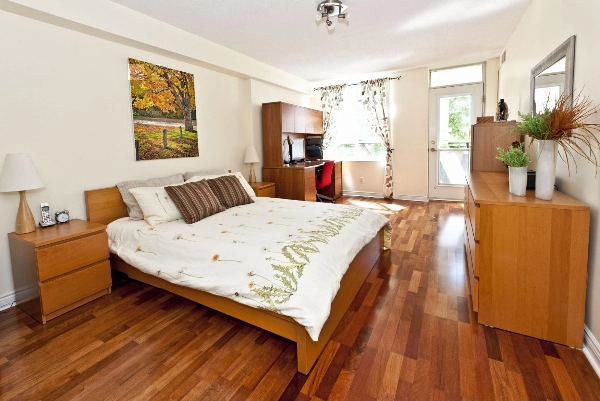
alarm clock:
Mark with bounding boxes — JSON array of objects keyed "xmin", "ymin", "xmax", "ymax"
[{"xmin": 55, "ymin": 209, "xmax": 70, "ymax": 224}]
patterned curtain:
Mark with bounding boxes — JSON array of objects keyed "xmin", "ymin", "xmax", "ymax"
[
  {"xmin": 360, "ymin": 79, "xmax": 394, "ymax": 198},
  {"xmin": 319, "ymin": 84, "xmax": 347, "ymax": 149}
]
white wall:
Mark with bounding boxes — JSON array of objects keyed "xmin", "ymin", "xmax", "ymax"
[
  {"xmin": 342, "ymin": 161, "xmax": 387, "ymax": 195},
  {"xmin": 498, "ymin": 0, "xmax": 600, "ymax": 343},
  {"xmin": 0, "ymin": 8, "xmax": 309, "ymax": 300},
  {"xmin": 485, "ymin": 57, "xmax": 501, "ymax": 117},
  {"xmin": 1, "ymin": 0, "xmax": 311, "ymax": 94},
  {"xmin": 391, "ymin": 68, "xmax": 430, "ymax": 199}
]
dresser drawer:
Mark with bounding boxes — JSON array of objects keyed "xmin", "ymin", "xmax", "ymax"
[
  {"xmin": 257, "ymin": 185, "xmax": 276, "ymax": 198},
  {"xmin": 471, "ymin": 275, "xmax": 479, "ymax": 313},
  {"xmin": 36, "ymin": 232, "xmax": 109, "ymax": 281},
  {"xmin": 466, "ymin": 185, "xmax": 480, "ymax": 241},
  {"xmin": 465, "ymin": 216, "xmax": 479, "ymax": 278},
  {"xmin": 40, "ymin": 260, "xmax": 111, "ymax": 315},
  {"xmin": 464, "ymin": 232, "xmax": 479, "ymax": 312}
]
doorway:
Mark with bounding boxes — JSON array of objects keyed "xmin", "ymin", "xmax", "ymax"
[{"xmin": 428, "ymin": 83, "xmax": 483, "ymax": 200}]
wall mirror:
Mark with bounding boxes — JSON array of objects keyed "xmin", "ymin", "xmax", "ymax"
[{"xmin": 530, "ymin": 35, "xmax": 575, "ymax": 113}]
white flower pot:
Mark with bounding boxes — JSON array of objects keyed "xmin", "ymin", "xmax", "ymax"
[
  {"xmin": 535, "ymin": 140, "xmax": 557, "ymax": 200},
  {"xmin": 508, "ymin": 166, "xmax": 527, "ymax": 196}
]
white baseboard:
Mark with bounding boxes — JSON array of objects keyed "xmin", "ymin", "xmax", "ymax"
[
  {"xmin": 0, "ymin": 285, "xmax": 37, "ymax": 312},
  {"xmin": 343, "ymin": 191, "xmax": 430, "ymax": 203},
  {"xmin": 584, "ymin": 325, "xmax": 600, "ymax": 378},
  {"xmin": 343, "ymin": 190, "xmax": 385, "ymax": 198},
  {"xmin": 393, "ymin": 194, "xmax": 429, "ymax": 202},
  {"xmin": 0, "ymin": 291, "xmax": 16, "ymax": 312},
  {"xmin": 428, "ymin": 197, "xmax": 464, "ymax": 202}
]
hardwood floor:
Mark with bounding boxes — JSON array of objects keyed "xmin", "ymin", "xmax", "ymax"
[{"xmin": 1, "ymin": 197, "xmax": 599, "ymax": 400}]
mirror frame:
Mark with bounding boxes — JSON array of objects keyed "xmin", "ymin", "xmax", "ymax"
[{"xmin": 530, "ymin": 35, "xmax": 576, "ymax": 113}]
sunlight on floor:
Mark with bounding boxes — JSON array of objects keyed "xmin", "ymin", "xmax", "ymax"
[
  {"xmin": 348, "ymin": 199, "xmax": 406, "ymax": 215},
  {"xmin": 436, "ymin": 214, "xmax": 465, "ymax": 248},
  {"xmin": 383, "ymin": 203, "xmax": 406, "ymax": 211}
]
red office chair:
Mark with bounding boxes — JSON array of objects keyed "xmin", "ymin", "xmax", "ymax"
[{"xmin": 315, "ymin": 160, "xmax": 335, "ymax": 203}]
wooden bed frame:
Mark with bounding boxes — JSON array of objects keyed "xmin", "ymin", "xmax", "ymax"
[{"xmin": 84, "ymin": 187, "xmax": 385, "ymax": 374}]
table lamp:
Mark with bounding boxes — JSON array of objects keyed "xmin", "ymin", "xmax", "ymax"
[
  {"xmin": 244, "ymin": 145, "xmax": 260, "ymax": 183},
  {"xmin": 0, "ymin": 153, "xmax": 45, "ymax": 234}
]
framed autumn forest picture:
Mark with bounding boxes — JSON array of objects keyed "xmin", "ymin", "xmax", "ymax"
[{"xmin": 128, "ymin": 58, "xmax": 199, "ymax": 160}]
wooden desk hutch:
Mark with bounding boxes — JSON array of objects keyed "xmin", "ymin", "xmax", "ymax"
[{"xmin": 261, "ymin": 102, "xmax": 342, "ymax": 201}]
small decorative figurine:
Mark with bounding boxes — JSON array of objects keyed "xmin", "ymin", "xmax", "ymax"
[{"xmin": 497, "ymin": 99, "xmax": 509, "ymax": 121}]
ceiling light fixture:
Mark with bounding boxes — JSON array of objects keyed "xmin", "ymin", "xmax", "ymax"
[{"xmin": 315, "ymin": 0, "xmax": 349, "ymax": 32}]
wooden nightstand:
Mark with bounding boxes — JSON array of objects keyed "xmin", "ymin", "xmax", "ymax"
[
  {"xmin": 8, "ymin": 219, "xmax": 112, "ymax": 324},
  {"xmin": 249, "ymin": 182, "xmax": 276, "ymax": 198}
]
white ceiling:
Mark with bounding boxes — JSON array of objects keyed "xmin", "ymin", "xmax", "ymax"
[{"xmin": 109, "ymin": 0, "xmax": 532, "ymax": 82}]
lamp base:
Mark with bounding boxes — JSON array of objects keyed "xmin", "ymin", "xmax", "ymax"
[
  {"xmin": 16, "ymin": 190, "xmax": 36, "ymax": 234},
  {"xmin": 249, "ymin": 164, "xmax": 257, "ymax": 183}
]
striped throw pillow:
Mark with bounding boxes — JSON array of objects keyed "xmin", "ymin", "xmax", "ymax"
[
  {"xmin": 164, "ymin": 180, "xmax": 226, "ymax": 224},
  {"xmin": 206, "ymin": 175, "xmax": 254, "ymax": 209}
]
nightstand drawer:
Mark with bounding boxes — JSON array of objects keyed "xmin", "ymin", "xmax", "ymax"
[
  {"xmin": 37, "ymin": 232, "xmax": 109, "ymax": 281},
  {"xmin": 257, "ymin": 186, "xmax": 276, "ymax": 198},
  {"xmin": 40, "ymin": 260, "xmax": 111, "ymax": 315}
]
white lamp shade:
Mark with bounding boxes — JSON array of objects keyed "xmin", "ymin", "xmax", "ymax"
[
  {"xmin": 0, "ymin": 153, "xmax": 45, "ymax": 192},
  {"xmin": 244, "ymin": 145, "xmax": 260, "ymax": 164}
]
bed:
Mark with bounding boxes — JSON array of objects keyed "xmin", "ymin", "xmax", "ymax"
[{"xmin": 85, "ymin": 186, "xmax": 389, "ymax": 374}]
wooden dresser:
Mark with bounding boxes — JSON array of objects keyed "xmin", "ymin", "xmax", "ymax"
[
  {"xmin": 471, "ymin": 122, "xmax": 520, "ymax": 171},
  {"xmin": 464, "ymin": 172, "xmax": 589, "ymax": 347},
  {"xmin": 8, "ymin": 219, "xmax": 112, "ymax": 324}
]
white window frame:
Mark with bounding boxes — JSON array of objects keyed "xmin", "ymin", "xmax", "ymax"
[
  {"xmin": 430, "ymin": 63, "xmax": 485, "ymax": 89},
  {"xmin": 324, "ymin": 85, "xmax": 386, "ymax": 162}
]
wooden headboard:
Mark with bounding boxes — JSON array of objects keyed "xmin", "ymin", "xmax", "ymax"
[{"xmin": 85, "ymin": 187, "xmax": 128, "ymax": 225}]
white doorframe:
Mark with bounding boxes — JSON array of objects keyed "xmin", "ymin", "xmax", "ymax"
[{"xmin": 428, "ymin": 83, "xmax": 483, "ymax": 200}]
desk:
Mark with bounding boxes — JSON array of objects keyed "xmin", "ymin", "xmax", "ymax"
[{"xmin": 263, "ymin": 161, "xmax": 342, "ymax": 201}]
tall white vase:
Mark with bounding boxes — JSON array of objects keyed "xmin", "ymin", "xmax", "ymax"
[
  {"xmin": 535, "ymin": 140, "xmax": 557, "ymax": 200},
  {"xmin": 508, "ymin": 166, "xmax": 527, "ymax": 196}
]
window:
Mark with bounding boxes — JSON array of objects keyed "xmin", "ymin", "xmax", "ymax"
[
  {"xmin": 324, "ymin": 85, "xmax": 386, "ymax": 161},
  {"xmin": 430, "ymin": 64, "xmax": 483, "ymax": 88}
]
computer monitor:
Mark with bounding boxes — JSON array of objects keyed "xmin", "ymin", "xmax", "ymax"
[{"xmin": 291, "ymin": 138, "xmax": 305, "ymax": 161}]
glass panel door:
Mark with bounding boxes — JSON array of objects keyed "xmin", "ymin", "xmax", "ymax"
[{"xmin": 428, "ymin": 83, "xmax": 483, "ymax": 200}]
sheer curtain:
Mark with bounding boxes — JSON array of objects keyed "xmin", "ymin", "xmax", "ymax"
[
  {"xmin": 360, "ymin": 78, "xmax": 394, "ymax": 198},
  {"xmin": 319, "ymin": 85, "xmax": 347, "ymax": 150}
]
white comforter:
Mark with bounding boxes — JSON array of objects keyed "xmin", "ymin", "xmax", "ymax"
[{"xmin": 108, "ymin": 197, "xmax": 391, "ymax": 341}]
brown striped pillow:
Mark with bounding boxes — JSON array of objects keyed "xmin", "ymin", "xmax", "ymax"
[
  {"xmin": 164, "ymin": 180, "xmax": 226, "ymax": 224},
  {"xmin": 206, "ymin": 175, "xmax": 254, "ymax": 209}
]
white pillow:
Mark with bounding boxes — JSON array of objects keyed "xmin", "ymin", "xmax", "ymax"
[
  {"xmin": 128, "ymin": 185, "xmax": 184, "ymax": 226},
  {"xmin": 185, "ymin": 171, "xmax": 256, "ymax": 197}
]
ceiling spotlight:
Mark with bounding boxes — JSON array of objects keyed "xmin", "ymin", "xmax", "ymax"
[{"xmin": 316, "ymin": 0, "xmax": 348, "ymax": 31}]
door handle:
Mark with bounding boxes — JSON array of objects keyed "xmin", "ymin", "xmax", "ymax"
[{"xmin": 430, "ymin": 148, "xmax": 438, "ymax": 152}]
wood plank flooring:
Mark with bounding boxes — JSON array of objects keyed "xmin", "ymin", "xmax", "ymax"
[{"xmin": 1, "ymin": 198, "xmax": 600, "ymax": 400}]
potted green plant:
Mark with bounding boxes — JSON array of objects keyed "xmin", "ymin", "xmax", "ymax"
[
  {"xmin": 514, "ymin": 91, "xmax": 600, "ymax": 200},
  {"xmin": 496, "ymin": 142, "xmax": 530, "ymax": 196}
]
